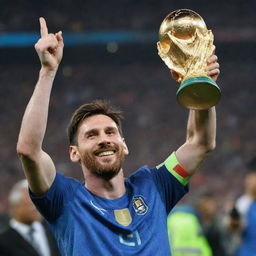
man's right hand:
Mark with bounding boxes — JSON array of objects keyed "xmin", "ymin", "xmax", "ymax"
[{"xmin": 34, "ymin": 17, "xmax": 64, "ymax": 71}]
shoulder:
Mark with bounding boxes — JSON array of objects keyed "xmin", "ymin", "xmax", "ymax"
[
  {"xmin": 55, "ymin": 172, "xmax": 81, "ymax": 185},
  {"xmin": 236, "ymin": 194, "xmax": 253, "ymax": 216},
  {"xmin": 48, "ymin": 172, "xmax": 82, "ymax": 193},
  {"xmin": 128, "ymin": 166, "xmax": 154, "ymax": 182},
  {"xmin": 0, "ymin": 226, "xmax": 17, "ymax": 240},
  {"xmin": 29, "ymin": 172, "xmax": 83, "ymax": 220}
]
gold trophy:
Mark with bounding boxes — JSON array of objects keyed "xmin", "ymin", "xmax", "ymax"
[{"xmin": 157, "ymin": 9, "xmax": 221, "ymax": 110}]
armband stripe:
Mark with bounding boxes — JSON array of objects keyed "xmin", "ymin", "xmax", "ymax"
[
  {"xmin": 173, "ymin": 164, "xmax": 190, "ymax": 178},
  {"xmin": 157, "ymin": 152, "xmax": 190, "ymax": 186}
]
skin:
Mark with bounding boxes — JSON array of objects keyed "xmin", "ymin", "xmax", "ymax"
[
  {"xmin": 17, "ymin": 17, "xmax": 220, "ymax": 200},
  {"xmin": 245, "ymin": 172, "xmax": 256, "ymax": 200},
  {"xmin": 228, "ymin": 172, "xmax": 256, "ymax": 232},
  {"xmin": 196, "ymin": 196, "xmax": 217, "ymax": 226},
  {"xmin": 69, "ymin": 114, "xmax": 129, "ymax": 198},
  {"xmin": 11, "ymin": 189, "xmax": 42, "ymax": 225}
]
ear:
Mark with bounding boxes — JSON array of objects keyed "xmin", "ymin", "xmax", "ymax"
[
  {"xmin": 69, "ymin": 145, "xmax": 81, "ymax": 163},
  {"xmin": 122, "ymin": 138, "xmax": 129, "ymax": 155}
]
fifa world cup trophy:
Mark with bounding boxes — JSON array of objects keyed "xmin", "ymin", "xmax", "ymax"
[{"xmin": 157, "ymin": 9, "xmax": 221, "ymax": 110}]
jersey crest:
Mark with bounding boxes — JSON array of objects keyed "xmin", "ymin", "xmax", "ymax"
[{"xmin": 132, "ymin": 196, "xmax": 148, "ymax": 215}]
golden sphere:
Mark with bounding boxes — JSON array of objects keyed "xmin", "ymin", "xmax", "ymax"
[{"xmin": 159, "ymin": 9, "xmax": 207, "ymax": 41}]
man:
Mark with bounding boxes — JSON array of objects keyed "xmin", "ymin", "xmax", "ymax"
[
  {"xmin": 229, "ymin": 157, "xmax": 256, "ymax": 256},
  {"xmin": 0, "ymin": 179, "xmax": 60, "ymax": 256},
  {"xmin": 0, "ymin": 212, "xmax": 8, "ymax": 233},
  {"xmin": 195, "ymin": 193, "xmax": 229, "ymax": 256},
  {"xmin": 17, "ymin": 17, "xmax": 220, "ymax": 256},
  {"xmin": 167, "ymin": 204, "xmax": 213, "ymax": 256},
  {"xmin": 167, "ymin": 193, "xmax": 229, "ymax": 256}
]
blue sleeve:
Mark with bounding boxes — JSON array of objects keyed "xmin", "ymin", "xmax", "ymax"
[
  {"xmin": 151, "ymin": 165, "xmax": 189, "ymax": 214},
  {"xmin": 29, "ymin": 173, "xmax": 80, "ymax": 221}
]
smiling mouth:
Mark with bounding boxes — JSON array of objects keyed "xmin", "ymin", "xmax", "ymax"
[{"xmin": 95, "ymin": 150, "xmax": 115, "ymax": 157}]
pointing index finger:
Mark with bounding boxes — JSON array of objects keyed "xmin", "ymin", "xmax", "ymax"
[{"xmin": 39, "ymin": 17, "xmax": 48, "ymax": 37}]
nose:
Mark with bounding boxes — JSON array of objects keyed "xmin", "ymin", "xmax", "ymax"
[{"xmin": 98, "ymin": 133, "xmax": 111, "ymax": 146}]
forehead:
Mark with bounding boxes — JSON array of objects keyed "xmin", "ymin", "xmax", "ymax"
[
  {"xmin": 15, "ymin": 189, "xmax": 31, "ymax": 206},
  {"xmin": 79, "ymin": 114, "xmax": 118, "ymax": 132}
]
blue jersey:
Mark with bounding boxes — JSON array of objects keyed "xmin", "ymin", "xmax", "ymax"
[
  {"xmin": 235, "ymin": 195, "xmax": 256, "ymax": 256},
  {"xmin": 30, "ymin": 152, "xmax": 189, "ymax": 256}
]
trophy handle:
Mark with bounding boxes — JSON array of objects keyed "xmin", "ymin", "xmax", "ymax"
[{"xmin": 176, "ymin": 76, "xmax": 221, "ymax": 110}]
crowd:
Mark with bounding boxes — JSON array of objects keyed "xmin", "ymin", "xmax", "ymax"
[
  {"xmin": 0, "ymin": 1, "xmax": 255, "ymax": 254},
  {"xmin": 0, "ymin": 0, "xmax": 255, "ymax": 32}
]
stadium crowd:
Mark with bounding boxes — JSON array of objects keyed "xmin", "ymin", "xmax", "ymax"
[{"xmin": 0, "ymin": 0, "xmax": 255, "ymax": 254}]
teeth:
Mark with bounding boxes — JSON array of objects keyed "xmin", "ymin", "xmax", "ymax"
[{"xmin": 97, "ymin": 151, "xmax": 114, "ymax": 157}]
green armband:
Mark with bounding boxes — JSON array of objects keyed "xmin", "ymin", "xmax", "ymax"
[{"xmin": 156, "ymin": 152, "xmax": 190, "ymax": 186}]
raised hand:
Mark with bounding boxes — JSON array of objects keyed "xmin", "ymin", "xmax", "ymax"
[
  {"xmin": 34, "ymin": 17, "xmax": 64, "ymax": 71},
  {"xmin": 206, "ymin": 54, "xmax": 220, "ymax": 82},
  {"xmin": 170, "ymin": 52, "xmax": 220, "ymax": 83}
]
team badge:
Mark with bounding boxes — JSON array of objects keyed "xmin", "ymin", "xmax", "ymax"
[
  {"xmin": 132, "ymin": 196, "xmax": 148, "ymax": 215},
  {"xmin": 114, "ymin": 208, "xmax": 132, "ymax": 226}
]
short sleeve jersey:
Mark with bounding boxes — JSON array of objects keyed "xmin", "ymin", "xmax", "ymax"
[{"xmin": 30, "ymin": 152, "xmax": 189, "ymax": 256}]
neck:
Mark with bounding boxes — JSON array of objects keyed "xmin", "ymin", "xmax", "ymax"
[
  {"xmin": 83, "ymin": 169, "xmax": 126, "ymax": 199},
  {"xmin": 12, "ymin": 217, "xmax": 33, "ymax": 226}
]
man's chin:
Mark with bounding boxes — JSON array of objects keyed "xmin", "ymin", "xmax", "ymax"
[
  {"xmin": 81, "ymin": 151, "xmax": 125, "ymax": 180},
  {"xmin": 94, "ymin": 168, "xmax": 121, "ymax": 180}
]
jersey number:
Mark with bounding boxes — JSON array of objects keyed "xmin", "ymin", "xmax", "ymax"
[{"xmin": 119, "ymin": 230, "xmax": 141, "ymax": 246}]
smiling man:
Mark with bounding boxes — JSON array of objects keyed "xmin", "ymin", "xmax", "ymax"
[
  {"xmin": 17, "ymin": 18, "xmax": 220, "ymax": 256},
  {"xmin": 69, "ymin": 111, "xmax": 128, "ymax": 182}
]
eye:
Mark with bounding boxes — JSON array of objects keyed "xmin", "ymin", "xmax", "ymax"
[
  {"xmin": 106, "ymin": 129, "xmax": 116, "ymax": 136},
  {"xmin": 86, "ymin": 132, "xmax": 96, "ymax": 139}
]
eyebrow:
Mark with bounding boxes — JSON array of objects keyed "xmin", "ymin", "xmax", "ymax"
[
  {"xmin": 84, "ymin": 129, "xmax": 98, "ymax": 136},
  {"xmin": 105, "ymin": 126, "xmax": 118, "ymax": 131},
  {"xmin": 84, "ymin": 126, "xmax": 118, "ymax": 135}
]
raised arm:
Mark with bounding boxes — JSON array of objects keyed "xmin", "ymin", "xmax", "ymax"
[
  {"xmin": 175, "ymin": 55, "xmax": 220, "ymax": 175},
  {"xmin": 17, "ymin": 17, "xmax": 64, "ymax": 195}
]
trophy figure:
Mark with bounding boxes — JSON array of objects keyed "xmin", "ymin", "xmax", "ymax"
[{"xmin": 157, "ymin": 9, "xmax": 221, "ymax": 110}]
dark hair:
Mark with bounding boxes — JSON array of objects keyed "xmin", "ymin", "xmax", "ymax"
[
  {"xmin": 67, "ymin": 100, "xmax": 123, "ymax": 145},
  {"xmin": 247, "ymin": 156, "xmax": 256, "ymax": 173}
]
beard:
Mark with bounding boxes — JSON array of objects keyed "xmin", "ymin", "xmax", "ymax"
[{"xmin": 80, "ymin": 142, "xmax": 125, "ymax": 180}]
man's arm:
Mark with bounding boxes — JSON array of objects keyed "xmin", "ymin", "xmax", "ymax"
[
  {"xmin": 17, "ymin": 17, "xmax": 64, "ymax": 195},
  {"xmin": 175, "ymin": 55, "xmax": 220, "ymax": 175}
]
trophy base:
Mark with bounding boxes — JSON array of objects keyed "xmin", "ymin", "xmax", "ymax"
[{"xmin": 176, "ymin": 76, "xmax": 221, "ymax": 110}]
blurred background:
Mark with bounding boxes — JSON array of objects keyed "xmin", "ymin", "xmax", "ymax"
[{"xmin": 0, "ymin": 0, "xmax": 255, "ymax": 214}]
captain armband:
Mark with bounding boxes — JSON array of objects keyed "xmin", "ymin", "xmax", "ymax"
[{"xmin": 156, "ymin": 152, "xmax": 190, "ymax": 186}]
